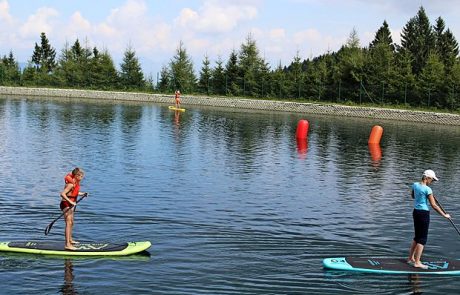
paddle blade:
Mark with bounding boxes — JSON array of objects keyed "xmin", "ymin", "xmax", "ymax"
[{"xmin": 44, "ymin": 221, "xmax": 55, "ymax": 235}]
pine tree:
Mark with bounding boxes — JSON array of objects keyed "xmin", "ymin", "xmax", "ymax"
[
  {"xmin": 169, "ymin": 41, "xmax": 196, "ymax": 93},
  {"xmin": 198, "ymin": 54, "xmax": 212, "ymax": 94},
  {"xmin": 238, "ymin": 34, "xmax": 265, "ymax": 97},
  {"xmin": 119, "ymin": 46, "xmax": 145, "ymax": 90},
  {"xmin": 225, "ymin": 49, "xmax": 239, "ymax": 95},
  {"xmin": 418, "ymin": 52, "xmax": 444, "ymax": 107},
  {"xmin": 370, "ymin": 20, "xmax": 395, "ymax": 51},
  {"xmin": 90, "ymin": 48, "xmax": 118, "ymax": 89},
  {"xmin": 36, "ymin": 32, "xmax": 56, "ymax": 73},
  {"xmin": 287, "ymin": 52, "xmax": 303, "ymax": 99},
  {"xmin": 400, "ymin": 6, "xmax": 435, "ymax": 75},
  {"xmin": 0, "ymin": 51, "xmax": 21, "ymax": 85},
  {"xmin": 394, "ymin": 50, "xmax": 416, "ymax": 105},
  {"xmin": 434, "ymin": 17, "xmax": 459, "ymax": 70},
  {"xmin": 31, "ymin": 43, "xmax": 41, "ymax": 70},
  {"xmin": 342, "ymin": 29, "xmax": 364, "ymax": 83},
  {"xmin": 158, "ymin": 65, "xmax": 170, "ymax": 92},
  {"xmin": 210, "ymin": 56, "xmax": 226, "ymax": 95},
  {"xmin": 272, "ymin": 62, "xmax": 287, "ymax": 98},
  {"xmin": 367, "ymin": 21, "xmax": 397, "ymax": 102}
]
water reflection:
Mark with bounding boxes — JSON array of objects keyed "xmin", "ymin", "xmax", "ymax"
[
  {"xmin": 174, "ymin": 110, "xmax": 181, "ymax": 127},
  {"xmin": 1, "ymin": 96, "xmax": 460, "ymax": 294},
  {"xmin": 60, "ymin": 259, "xmax": 76, "ymax": 295},
  {"xmin": 368, "ymin": 143, "xmax": 382, "ymax": 167},
  {"xmin": 296, "ymin": 138, "xmax": 308, "ymax": 159}
]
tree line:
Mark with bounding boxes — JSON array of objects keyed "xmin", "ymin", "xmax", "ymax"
[{"xmin": 0, "ymin": 6, "xmax": 459, "ymax": 110}]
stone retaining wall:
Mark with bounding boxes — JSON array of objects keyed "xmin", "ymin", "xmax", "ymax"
[{"xmin": 1, "ymin": 86, "xmax": 459, "ymax": 126}]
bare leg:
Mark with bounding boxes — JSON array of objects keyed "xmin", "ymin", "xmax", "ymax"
[
  {"xmin": 64, "ymin": 208, "xmax": 76, "ymax": 250},
  {"xmin": 413, "ymin": 243, "xmax": 428, "ymax": 269},
  {"xmin": 407, "ymin": 240, "xmax": 416, "ymax": 263}
]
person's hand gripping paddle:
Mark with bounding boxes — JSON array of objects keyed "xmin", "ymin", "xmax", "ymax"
[{"xmin": 44, "ymin": 193, "xmax": 88, "ymax": 235}]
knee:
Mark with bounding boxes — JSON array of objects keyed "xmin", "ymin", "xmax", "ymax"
[{"xmin": 415, "ymin": 237, "xmax": 427, "ymax": 245}]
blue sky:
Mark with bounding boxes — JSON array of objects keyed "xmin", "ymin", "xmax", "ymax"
[{"xmin": 1, "ymin": 0, "xmax": 459, "ymax": 78}]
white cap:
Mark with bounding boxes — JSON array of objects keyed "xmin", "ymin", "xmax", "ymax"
[{"xmin": 423, "ymin": 169, "xmax": 438, "ymax": 181}]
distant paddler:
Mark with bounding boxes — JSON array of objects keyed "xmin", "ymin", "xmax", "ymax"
[{"xmin": 175, "ymin": 90, "xmax": 181, "ymax": 109}]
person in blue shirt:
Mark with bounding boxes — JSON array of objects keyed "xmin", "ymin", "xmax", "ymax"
[{"xmin": 407, "ymin": 170, "xmax": 451, "ymax": 269}]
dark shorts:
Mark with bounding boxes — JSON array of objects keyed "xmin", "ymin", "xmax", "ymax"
[
  {"xmin": 60, "ymin": 197, "xmax": 77, "ymax": 211},
  {"xmin": 413, "ymin": 209, "xmax": 430, "ymax": 245}
]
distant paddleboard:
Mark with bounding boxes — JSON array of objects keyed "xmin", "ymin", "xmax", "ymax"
[
  {"xmin": 168, "ymin": 106, "xmax": 185, "ymax": 112},
  {"xmin": 0, "ymin": 241, "xmax": 151, "ymax": 256},
  {"xmin": 323, "ymin": 257, "xmax": 460, "ymax": 275}
]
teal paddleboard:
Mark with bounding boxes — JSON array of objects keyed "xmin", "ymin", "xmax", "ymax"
[
  {"xmin": 0, "ymin": 241, "xmax": 151, "ymax": 256},
  {"xmin": 323, "ymin": 257, "xmax": 460, "ymax": 275}
]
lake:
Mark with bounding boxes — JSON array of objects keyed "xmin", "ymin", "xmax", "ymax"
[{"xmin": 0, "ymin": 95, "xmax": 460, "ymax": 294}]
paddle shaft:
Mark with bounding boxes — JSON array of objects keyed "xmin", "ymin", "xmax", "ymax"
[
  {"xmin": 434, "ymin": 197, "xmax": 460, "ymax": 236},
  {"xmin": 44, "ymin": 194, "xmax": 86, "ymax": 235}
]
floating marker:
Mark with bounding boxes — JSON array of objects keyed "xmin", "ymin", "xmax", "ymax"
[
  {"xmin": 296, "ymin": 138, "xmax": 308, "ymax": 159},
  {"xmin": 296, "ymin": 120, "xmax": 309, "ymax": 139},
  {"xmin": 368, "ymin": 125, "xmax": 383, "ymax": 144},
  {"xmin": 368, "ymin": 143, "xmax": 382, "ymax": 162}
]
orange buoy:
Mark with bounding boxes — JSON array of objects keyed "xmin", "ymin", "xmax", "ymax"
[
  {"xmin": 368, "ymin": 125, "xmax": 383, "ymax": 144},
  {"xmin": 368, "ymin": 143, "xmax": 382, "ymax": 162},
  {"xmin": 296, "ymin": 120, "xmax": 309, "ymax": 139}
]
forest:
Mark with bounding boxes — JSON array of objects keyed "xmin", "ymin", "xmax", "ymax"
[{"xmin": 0, "ymin": 6, "xmax": 459, "ymax": 111}]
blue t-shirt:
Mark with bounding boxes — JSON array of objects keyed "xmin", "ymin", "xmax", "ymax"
[{"xmin": 412, "ymin": 182, "xmax": 433, "ymax": 211}]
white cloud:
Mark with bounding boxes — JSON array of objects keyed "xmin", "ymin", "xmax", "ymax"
[
  {"xmin": 64, "ymin": 11, "xmax": 91, "ymax": 40},
  {"xmin": 175, "ymin": 1, "xmax": 258, "ymax": 34},
  {"xmin": 19, "ymin": 7, "xmax": 59, "ymax": 38},
  {"xmin": 0, "ymin": 0, "xmax": 13, "ymax": 24},
  {"xmin": 269, "ymin": 29, "xmax": 286, "ymax": 40}
]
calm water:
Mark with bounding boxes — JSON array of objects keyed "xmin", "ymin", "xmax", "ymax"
[{"xmin": 0, "ymin": 95, "xmax": 460, "ymax": 294}]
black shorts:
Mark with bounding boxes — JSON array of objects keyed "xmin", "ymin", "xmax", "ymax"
[{"xmin": 413, "ymin": 209, "xmax": 430, "ymax": 245}]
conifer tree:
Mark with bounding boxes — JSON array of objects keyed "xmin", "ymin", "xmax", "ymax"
[
  {"xmin": 198, "ymin": 54, "xmax": 212, "ymax": 94},
  {"xmin": 225, "ymin": 49, "xmax": 240, "ymax": 95},
  {"xmin": 237, "ymin": 34, "xmax": 266, "ymax": 97},
  {"xmin": 30, "ymin": 32, "xmax": 56, "ymax": 73},
  {"xmin": 119, "ymin": 46, "xmax": 145, "ymax": 89},
  {"xmin": 400, "ymin": 7, "xmax": 435, "ymax": 75},
  {"xmin": 210, "ymin": 56, "xmax": 226, "ymax": 95},
  {"xmin": 169, "ymin": 41, "xmax": 196, "ymax": 93},
  {"xmin": 370, "ymin": 20, "xmax": 395, "ymax": 51},
  {"xmin": 434, "ymin": 17, "xmax": 459, "ymax": 70},
  {"xmin": 158, "ymin": 65, "xmax": 170, "ymax": 92}
]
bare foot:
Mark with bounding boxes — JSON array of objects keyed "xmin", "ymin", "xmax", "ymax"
[
  {"xmin": 407, "ymin": 260, "xmax": 415, "ymax": 265},
  {"xmin": 65, "ymin": 245, "xmax": 77, "ymax": 251},
  {"xmin": 413, "ymin": 263, "xmax": 428, "ymax": 269}
]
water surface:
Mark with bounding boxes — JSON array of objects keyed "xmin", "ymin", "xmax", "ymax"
[{"xmin": 1, "ymin": 96, "xmax": 460, "ymax": 294}]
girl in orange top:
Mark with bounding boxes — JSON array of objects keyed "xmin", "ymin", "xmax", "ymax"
[{"xmin": 60, "ymin": 167, "xmax": 86, "ymax": 250}]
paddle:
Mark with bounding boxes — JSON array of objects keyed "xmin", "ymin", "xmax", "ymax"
[
  {"xmin": 434, "ymin": 196, "xmax": 460, "ymax": 236},
  {"xmin": 44, "ymin": 193, "xmax": 87, "ymax": 235}
]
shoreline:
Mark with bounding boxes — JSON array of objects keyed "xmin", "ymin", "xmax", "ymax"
[{"xmin": 1, "ymin": 86, "xmax": 459, "ymax": 126}]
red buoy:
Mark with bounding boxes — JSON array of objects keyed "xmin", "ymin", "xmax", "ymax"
[
  {"xmin": 296, "ymin": 120, "xmax": 309, "ymax": 139},
  {"xmin": 296, "ymin": 138, "xmax": 308, "ymax": 159},
  {"xmin": 368, "ymin": 125, "xmax": 383, "ymax": 144}
]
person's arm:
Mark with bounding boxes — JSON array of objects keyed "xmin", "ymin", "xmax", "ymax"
[
  {"xmin": 60, "ymin": 183, "xmax": 76, "ymax": 206},
  {"xmin": 428, "ymin": 195, "xmax": 451, "ymax": 219}
]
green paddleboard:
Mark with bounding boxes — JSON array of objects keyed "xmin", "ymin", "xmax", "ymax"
[{"xmin": 0, "ymin": 241, "xmax": 151, "ymax": 256}]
